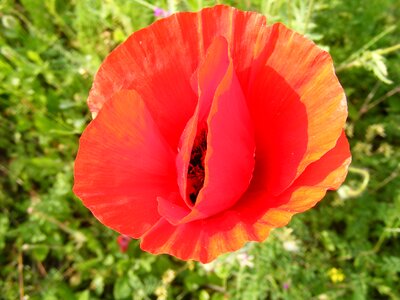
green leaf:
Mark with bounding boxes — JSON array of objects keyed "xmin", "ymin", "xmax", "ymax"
[
  {"xmin": 32, "ymin": 244, "xmax": 50, "ymax": 262},
  {"xmin": 0, "ymin": 215, "xmax": 9, "ymax": 250},
  {"xmin": 113, "ymin": 277, "xmax": 132, "ymax": 300},
  {"xmin": 76, "ymin": 290, "xmax": 90, "ymax": 300}
]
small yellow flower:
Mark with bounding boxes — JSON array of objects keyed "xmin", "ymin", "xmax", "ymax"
[
  {"xmin": 353, "ymin": 142, "xmax": 372, "ymax": 156},
  {"xmin": 366, "ymin": 124, "xmax": 386, "ymax": 142},
  {"xmin": 187, "ymin": 260, "xmax": 195, "ymax": 271},
  {"xmin": 328, "ymin": 268, "xmax": 345, "ymax": 283},
  {"xmin": 162, "ymin": 269, "xmax": 176, "ymax": 285},
  {"xmin": 155, "ymin": 285, "xmax": 168, "ymax": 300},
  {"xmin": 377, "ymin": 143, "xmax": 394, "ymax": 158},
  {"xmin": 345, "ymin": 123, "xmax": 354, "ymax": 138}
]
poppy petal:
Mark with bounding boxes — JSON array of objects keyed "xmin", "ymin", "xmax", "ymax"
[
  {"xmin": 160, "ymin": 36, "xmax": 234, "ymax": 224},
  {"xmin": 73, "ymin": 90, "xmax": 177, "ymax": 238},
  {"xmin": 88, "ymin": 5, "xmax": 267, "ymax": 148},
  {"xmin": 175, "ymin": 35, "xmax": 232, "ymax": 208},
  {"xmin": 162, "ymin": 37, "xmax": 255, "ymax": 224},
  {"xmin": 140, "ymin": 215, "xmax": 267, "ymax": 264},
  {"xmin": 248, "ymin": 66, "xmax": 308, "ymax": 198},
  {"xmin": 184, "ymin": 37, "xmax": 255, "ymax": 222},
  {"xmin": 257, "ymin": 131, "xmax": 351, "ymax": 227},
  {"xmin": 140, "ymin": 131, "xmax": 350, "ymax": 263},
  {"xmin": 248, "ymin": 23, "xmax": 347, "ymax": 195}
]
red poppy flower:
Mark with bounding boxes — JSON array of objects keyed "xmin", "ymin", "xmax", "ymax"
[{"xmin": 73, "ymin": 5, "xmax": 351, "ymax": 263}]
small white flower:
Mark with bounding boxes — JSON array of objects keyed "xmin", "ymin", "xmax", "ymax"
[
  {"xmin": 202, "ymin": 261, "xmax": 217, "ymax": 272},
  {"xmin": 236, "ymin": 253, "xmax": 254, "ymax": 268},
  {"xmin": 283, "ymin": 240, "xmax": 299, "ymax": 252}
]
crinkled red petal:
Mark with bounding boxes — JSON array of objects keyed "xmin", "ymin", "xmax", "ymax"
[
  {"xmin": 161, "ymin": 37, "xmax": 255, "ymax": 224},
  {"xmin": 140, "ymin": 132, "xmax": 351, "ymax": 263},
  {"xmin": 74, "ymin": 90, "xmax": 177, "ymax": 238},
  {"xmin": 248, "ymin": 23, "xmax": 347, "ymax": 195},
  {"xmin": 88, "ymin": 5, "xmax": 268, "ymax": 149}
]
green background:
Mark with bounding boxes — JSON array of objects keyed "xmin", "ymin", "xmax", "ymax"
[{"xmin": 1, "ymin": 0, "xmax": 399, "ymax": 299}]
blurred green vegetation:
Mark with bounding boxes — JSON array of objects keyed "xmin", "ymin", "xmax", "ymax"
[{"xmin": 1, "ymin": 0, "xmax": 399, "ymax": 299}]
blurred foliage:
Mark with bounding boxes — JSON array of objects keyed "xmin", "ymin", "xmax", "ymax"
[{"xmin": 1, "ymin": 0, "xmax": 399, "ymax": 299}]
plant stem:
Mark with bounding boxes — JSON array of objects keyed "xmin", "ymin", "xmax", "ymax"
[
  {"xmin": 364, "ymin": 85, "xmax": 400, "ymax": 114},
  {"xmin": 31, "ymin": 210, "xmax": 86, "ymax": 245},
  {"xmin": 304, "ymin": 0, "xmax": 315, "ymax": 34},
  {"xmin": 18, "ymin": 251, "xmax": 24, "ymax": 300},
  {"xmin": 375, "ymin": 43, "xmax": 400, "ymax": 55},
  {"xmin": 358, "ymin": 82, "xmax": 380, "ymax": 117},
  {"xmin": 236, "ymin": 265, "xmax": 244, "ymax": 298},
  {"xmin": 372, "ymin": 164, "xmax": 400, "ymax": 192},
  {"xmin": 343, "ymin": 167, "xmax": 370, "ymax": 198},
  {"xmin": 168, "ymin": 0, "xmax": 177, "ymax": 13},
  {"xmin": 132, "ymin": 0, "xmax": 158, "ymax": 10},
  {"xmin": 337, "ymin": 26, "xmax": 396, "ymax": 71}
]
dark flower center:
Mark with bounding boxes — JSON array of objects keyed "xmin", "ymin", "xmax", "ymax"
[{"xmin": 187, "ymin": 123, "xmax": 208, "ymax": 204}]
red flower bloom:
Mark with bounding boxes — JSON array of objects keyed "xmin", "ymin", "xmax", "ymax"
[
  {"xmin": 117, "ymin": 235, "xmax": 132, "ymax": 253},
  {"xmin": 73, "ymin": 5, "xmax": 351, "ymax": 263}
]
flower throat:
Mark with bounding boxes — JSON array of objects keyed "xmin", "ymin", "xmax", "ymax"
[{"xmin": 187, "ymin": 123, "xmax": 208, "ymax": 204}]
